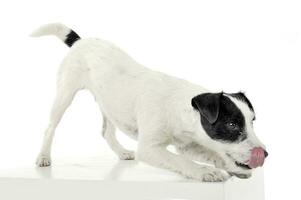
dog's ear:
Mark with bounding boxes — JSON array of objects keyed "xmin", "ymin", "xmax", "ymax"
[{"xmin": 191, "ymin": 92, "xmax": 222, "ymax": 124}]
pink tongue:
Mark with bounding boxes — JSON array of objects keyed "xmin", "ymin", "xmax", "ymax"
[{"xmin": 248, "ymin": 147, "xmax": 265, "ymax": 168}]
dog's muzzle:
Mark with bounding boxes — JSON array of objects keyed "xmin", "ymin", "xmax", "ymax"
[{"xmin": 233, "ymin": 147, "xmax": 268, "ymax": 170}]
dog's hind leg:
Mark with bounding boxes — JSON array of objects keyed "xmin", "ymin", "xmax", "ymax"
[
  {"xmin": 36, "ymin": 69, "xmax": 83, "ymax": 167},
  {"xmin": 102, "ymin": 117, "xmax": 135, "ymax": 160}
]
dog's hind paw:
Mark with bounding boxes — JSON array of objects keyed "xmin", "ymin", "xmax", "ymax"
[
  {"xmin": 118, "ymin": 151, "xmax": 135, "ymax": 160},
  {"xmin": 36, "ymin": 155, "xmax": 51, "ymax": 167}
]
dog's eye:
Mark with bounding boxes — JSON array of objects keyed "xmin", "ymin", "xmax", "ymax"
[{"xmin": 226, "ymin": 122, "xmax": 238, "ymax": 129}]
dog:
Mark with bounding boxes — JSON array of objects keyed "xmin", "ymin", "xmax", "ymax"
[{"xmin": 32, "ymin": 23, "xmax": 268, "ymax": 182}]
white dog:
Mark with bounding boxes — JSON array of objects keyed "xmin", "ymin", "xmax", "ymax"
[{"xmin": 32, "ymin": 23, "xmax": 268, "ymax": 182}]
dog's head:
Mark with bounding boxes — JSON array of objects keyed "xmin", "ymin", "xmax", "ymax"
[{"xmin": 191, "ymin": 92, "xmax": 268, "ymax": 178}]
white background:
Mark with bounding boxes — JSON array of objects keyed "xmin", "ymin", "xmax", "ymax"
[{"xmin": 0, "ymin": 0, "xmax": 300, "ymax": 199}]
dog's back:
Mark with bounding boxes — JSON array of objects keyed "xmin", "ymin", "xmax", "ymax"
[
  {"xmin": 32, "ymin": 23, "xmax": 205, "ymax": 129},
  {"xmin": 32, "ymin": 24, "xmax": 200, "ymax": 133}
]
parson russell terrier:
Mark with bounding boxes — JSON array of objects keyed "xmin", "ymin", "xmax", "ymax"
[{"xmin": 32, "ymin": 23, "xmax": 268, "ymax": 182}]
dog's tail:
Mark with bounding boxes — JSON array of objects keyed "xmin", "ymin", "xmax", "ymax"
[{"xmin": 31, "ymin": 23, "xmax": 81, "ymax": 47}]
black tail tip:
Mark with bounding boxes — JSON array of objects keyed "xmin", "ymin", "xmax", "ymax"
[{"xmin": 65, "ymin": 30, "xmax": 81, "ymax": 47}]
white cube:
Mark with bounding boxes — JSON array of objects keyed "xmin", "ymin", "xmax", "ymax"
[{"xmin": 0, "ymin": 151, "xmax": 264, "ymax": 200}]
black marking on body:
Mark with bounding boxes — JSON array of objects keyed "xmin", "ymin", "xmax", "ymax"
[
  {"xmin": 65, "ymin": 30, "xmax": 81, "ymax": 47},
  {"xmin": 191, "ymin": 92, "xmax": 248, "ymax": 143}
]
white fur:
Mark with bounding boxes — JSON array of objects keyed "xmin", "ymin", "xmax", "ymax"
[
  {"xmin": 31, "ymin": 23, "xmax": 71, "ymax": 41},
  {"xmin": 32, "ymin": 23, "xmax": 265, "ymax": 182}
]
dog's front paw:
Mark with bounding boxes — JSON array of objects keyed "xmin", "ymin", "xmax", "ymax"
[
  {"xmin": 202, "ymin": 169, "xmax": 230, "ymax": 182},
  {"xmin": 229, "ymin": 172, "xmax": 252, "ymax": 179},
  {"xmin": 36, "ymin": 155, "xmax": 51, "ymax": 167},
  {"xmin": 118, "ymin": 151, "xmax": 135, "ymax": 160}
]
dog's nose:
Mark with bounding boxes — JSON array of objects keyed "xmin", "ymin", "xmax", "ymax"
[{"xmin": 264, "ymin": 150, "xmax": 268, "ymax": 158}]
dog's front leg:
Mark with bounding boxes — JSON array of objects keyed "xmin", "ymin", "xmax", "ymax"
[
  {"xmin": 136, "ymin": 109, "xmax": 229, "ymax": 182},
  {"xmin": 176, "ymin": 143, "xmax": 226, "ymax": 169},
  {"xmin": 137, "ymin": 143, "xmax": 230, "ymax": 182},
  {"xmin": 176, "ymin": 144, "xmax": 253, "ymax": 179}
]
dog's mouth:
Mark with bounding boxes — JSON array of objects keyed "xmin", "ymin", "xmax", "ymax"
[
  {"xmin": 235, "ymin": 147, "xmax": 267, "ymax": 169},
  {"xmin": 226, "ymin": 153, "xmax": 251, "ymax": 170},
  {"xmin": 235, "ymin": 161, "xmax": 251, "ymax": 170}
]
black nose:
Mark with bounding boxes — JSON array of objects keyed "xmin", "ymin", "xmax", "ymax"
[{"xmin": 264, "ymin": 150, "xmax": 269, "ymax": 158}]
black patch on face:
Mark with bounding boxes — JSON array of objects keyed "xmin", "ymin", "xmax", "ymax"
[
  {"xmin": 191, "ymin": 92, "xmax": 247, "ymax": 143},
  {"xmin": 65, "ymin": 30, "xmax": 81, "ymax": 47}
]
